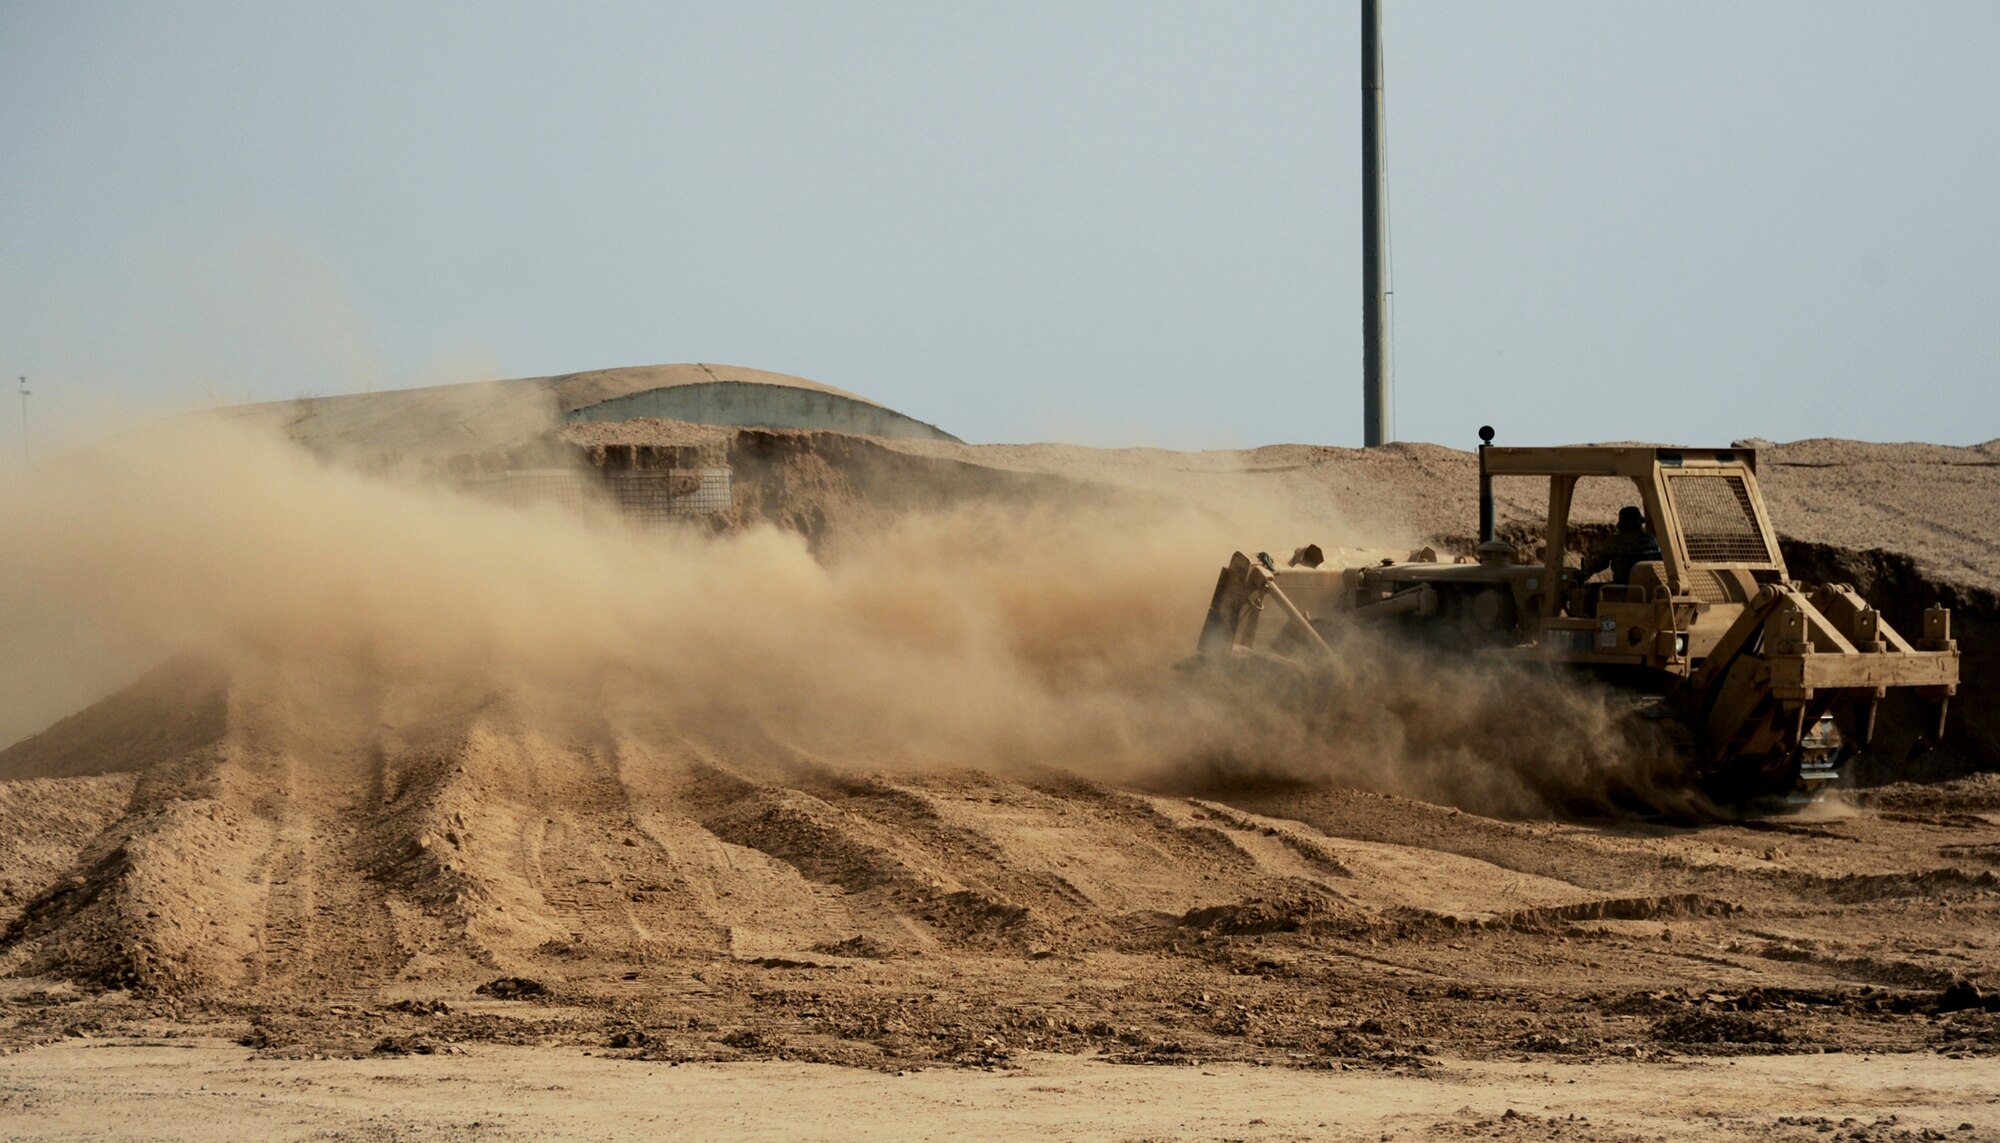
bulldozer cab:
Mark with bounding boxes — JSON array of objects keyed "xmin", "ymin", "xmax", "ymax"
[{"xmin": 1483, "ymin": 445, "xmax": 1788, "ymax": 623}]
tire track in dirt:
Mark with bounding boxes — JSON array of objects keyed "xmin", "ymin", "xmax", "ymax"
[
  {"xmin": 642, "ymin": 729, "xmax": 1054, "ymax": 953},
  {"xmin": 1233, "ymin": 788, "xmax": 1705, "ymax": 897},
  {"xmin": 694, "ymin": 767, "xmax": 1036, "ymax": 951},
  {"xmin": 219, "ymin": 668, "xmax": 414, "ymax": 996},
  {"xmin": 781, "ymin": 767, "xmax": 1102, "ymax": 947},
  {"xmin": 509, "ymin": 735, "xmax": 732, "ymax": 965},
  {"xmin": 246, "ymin": 745, "xmax": 405, "ymax": 996},
  {"xmin": 608, "ymin": 734, "xmax": 872, "ymax": 961},
  {"xmin": 1031, "ymin": 773, "xmax": 1266, "ymax": 867}
]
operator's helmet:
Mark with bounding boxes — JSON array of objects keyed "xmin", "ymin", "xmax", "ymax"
[{"xmin": 1617, "ymin": 505, "xmax": 1644, "ymax": 529}]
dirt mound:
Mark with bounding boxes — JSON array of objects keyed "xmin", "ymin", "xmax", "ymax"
[
  {"xmin": 1861, "ymin": 774, "xmax": 2000, "ymax": 815},
  {"xmin": 865, "ymin": 433, "xmax": 2000, "ymax": 594},
  {"xmin": 0, "ymin": 662, "xmax": 1621, "ymax": 994},
  {"xmin": 0, "ymin": 774, "xmax": 134, "ymax": 935},
  {"xmin": 0, "ymin": 659, "xmax": 229, "ymax": 783},
  {"xmin": 1649, "ymin": 1009, "xmax": 1791, "ymax": 1048}
]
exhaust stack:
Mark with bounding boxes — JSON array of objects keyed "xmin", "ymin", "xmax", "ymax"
[{"xmin": 1477, "ymin": 425, "xmax": 1495, "ymax": 543}]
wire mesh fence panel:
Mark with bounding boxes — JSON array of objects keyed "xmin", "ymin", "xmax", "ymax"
[
  {"xmin": 604, "ymin": 468, "xmax": 732, "ymax": 520},
  {"xmin": 1667, "ymin": 473, "xmax": 1772, "ymax": 565},
  {"xmin": 460, "ymin": 467, "xmax": 732, "ymax": 522},
  {"xmin": 683, "ymin": 469, "xmax": 732, "ymax": 514}
]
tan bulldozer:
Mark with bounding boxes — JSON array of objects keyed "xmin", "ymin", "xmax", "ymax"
[{"xmin": 1195, "ymin": 428, "xmax": 1961, "ymax": 803}]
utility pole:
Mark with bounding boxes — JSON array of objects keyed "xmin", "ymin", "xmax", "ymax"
[
  {"xmin": 16, "ymin": 376, "xmax": 27, "ymax": 461},
  {"xmin": 1361, "ymin": 0, "xmax": 1390, "ymax": 446}
]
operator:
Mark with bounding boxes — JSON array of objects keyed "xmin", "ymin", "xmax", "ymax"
[{"xmin": 1583, "ymin": 505, "xmax": 1662, "ymax": 585}]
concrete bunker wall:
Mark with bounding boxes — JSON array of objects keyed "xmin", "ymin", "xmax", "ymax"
[{"xmin": 564, "ymin": 381, "xmax": 959, "ymax": 442}]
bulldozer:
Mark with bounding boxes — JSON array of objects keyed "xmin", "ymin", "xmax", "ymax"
[{"xmin": 1195, "ymin": 428, "xmax": 1961, "ymax": 803}]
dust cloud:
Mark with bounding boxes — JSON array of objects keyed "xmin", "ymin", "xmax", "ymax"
[
  {"xmin": 0, "ymin": 418, "xmax": 1675, "ymax": 817},
  {"xmin": 1165, "ymin": 621, "xmax": 1700, "ymax": 818}
]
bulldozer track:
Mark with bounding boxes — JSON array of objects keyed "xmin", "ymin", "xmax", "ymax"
[{"xmin": 248, "ymin": 746, "xmax": 404, "ymax": 996}]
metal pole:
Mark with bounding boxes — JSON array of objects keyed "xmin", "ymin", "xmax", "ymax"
[
  {"xmin": 1361, "ymin": 0, "xmax": 1390, "ymax": 447},
  {"xmin": 16, "ymin": 377, "xmax": 27, "ymax": 461}
]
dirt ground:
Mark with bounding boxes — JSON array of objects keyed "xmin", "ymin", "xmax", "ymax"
[
  {"xmin": 2, "ymin": 417, "xmax": 1997, "ymax": 1139},
  {"xmin": 3, "ymin": 1042, "xmax": 1996, "ymax": 1141}
]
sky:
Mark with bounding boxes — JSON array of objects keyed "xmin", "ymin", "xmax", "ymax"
[{"xmin": 1, "ymin": 0, "xmax": 1995, "ymax": 450}]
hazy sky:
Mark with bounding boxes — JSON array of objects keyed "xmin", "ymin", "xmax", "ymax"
[{"xmin": 2, "ymin": 1, "xmax": 1995, "ymax": 449}]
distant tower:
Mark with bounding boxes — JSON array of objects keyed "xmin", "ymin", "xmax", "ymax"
[
  {"xmin": 1361, "ymin": 0, "xmax": 1390, "ymax": 447},
  {"xmin": 16, "ymin": 376, "xmax": 27, "ymax": 460}
]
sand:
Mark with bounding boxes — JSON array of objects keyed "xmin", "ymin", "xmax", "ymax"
[
  {"xmin": 4, "ymin": 1044, "xmax": 1996, "ymax": 1141},
  {"xmin": 1, "ymin": 415, "xmax": 1997, "ymax": 1140}
]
